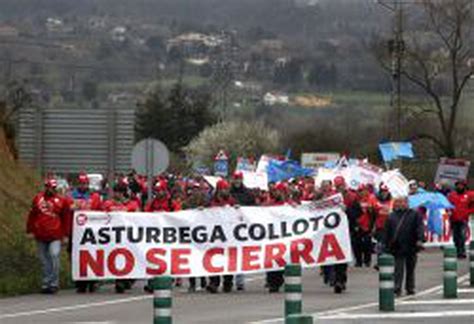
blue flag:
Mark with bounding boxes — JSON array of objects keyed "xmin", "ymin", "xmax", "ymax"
[
  {"xmin": 379, "ymin": 142, "xmax": 414, "ymax": 162},
  {"xmin": 267, "ymin": 159, "xmax": 314, "ymax": 183},
  {"xmin": 427, "ymin": 208, "xmax": 443, "ymax": 236},
  {"xmin": 408, "ymin": 190, "xmax": 453, "ymax": 210}
]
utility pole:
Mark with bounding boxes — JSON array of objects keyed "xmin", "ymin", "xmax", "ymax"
[
  {"xmin": 393, "ymin": 1, "xmax": 404, "ymax": 141},
  {"xmin": 379, "ymin": 0, "xmax": 405, "ymax": 141}
]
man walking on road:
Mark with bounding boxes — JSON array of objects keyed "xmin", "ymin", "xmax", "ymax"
[
  {"xmin": 448, "ymin": 181, "xmax": 474, "ymax": 259},
  {"xmin": 27, "ymin": 178, "xmax": 71, "ymax": 294},
  {"xmin": 384, "ymin": 196, "xmax": 424, "ymax": 297}
]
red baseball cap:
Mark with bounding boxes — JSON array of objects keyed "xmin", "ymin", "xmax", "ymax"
[
  {"xmin": 216, "ymin": 179, "xmax": 230, "ymax": 191},
  {"xmin": 44, "ymin": 178, "xmax": 58, "ymax": 189}
]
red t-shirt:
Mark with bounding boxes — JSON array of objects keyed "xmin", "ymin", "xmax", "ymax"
[
  {"xmin": 211, "ymin": 197, "xmax": 237, "ymax": 207},
  {"xmin": 102, "ymin": 199, "xmax": 140, "ymax": 212},
  {"xmin": 375, "ymin": 199, "xmax": 392, "ymax": 230},
  {"xmin": 27, "ymin": 192, "xmax": 70, "ymax": 241},
  {"xmin": 358, "ymin": 194, "xmax": 378, "ymax": 232},
  {"xmin": 145, "ymin": 198, "xmax": 171, "ymax": 212},
  {"xmin": 448, "ymin": 190, "xmax": 474, "ymax": 222}
]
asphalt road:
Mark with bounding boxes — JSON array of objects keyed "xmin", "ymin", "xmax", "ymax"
[{"xmin": 0, "ymin": 249, "xmax": 471, "ymax": 324}]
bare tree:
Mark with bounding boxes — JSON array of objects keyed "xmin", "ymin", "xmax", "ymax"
[
  {"xmin": 375, "ymin": 0, "xmax": 473, "ymax": 157},
  {"xmin": 0, "ymin": 80, "xmax": 31, "ymax": 157}
]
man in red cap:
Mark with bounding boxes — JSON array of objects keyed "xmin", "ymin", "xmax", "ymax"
[
  {"xmin": 102, "ymin": 178, "xmax": 140, "ymax": 213},
  {"xmin": 143, "ymin": 180, "xmax": 172, "ymax": 293},
  {"xmin": 69, "ymin": 173, "xmax": 102, "ymax": 293},
  {"xmin": 262, "ymin": 182, "xmax": 288, "ymax": 207},
  {"xmin": 230, "ymin": 171, "xmax": 255, "ymax": 206},
  {"xmin": 207, "ymin": 179, "xmax": 236, "ymax": 293},
  {"xmin": 356, "ymin": 184, "xmax": 378, "ymax": 267},
  {"xmin": 264, "ymin": 182, "xmax": 291, "ymax": 293},
  {"xmin": 301, "ymin": 178, "xmax": 316, "ymax": 202},
  {"xmin": 144, "ymin": 180, "xmax": 171, "ymax": 212},
  {"xmin": 101, "ymin": 178, "xmax": 140, "ymax": 293},
  {"xmin": 27, "ymin": 178, "xmax": 71, "ymax": 294},
  {"xmin": 448, "ymin": 180, "xmax": 474, "ymax": 259}
]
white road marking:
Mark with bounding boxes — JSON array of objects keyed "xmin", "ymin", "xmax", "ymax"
[
  {"xmin": 319, "ymin": 310, "xmax": 474, "ymax": 320},
  {"xmin": 0, "ymin": 296, "xmax": 152, "ymax": 319},
  {"xmin": 246, "ymin": 275, "xmax": 265, "ymax": 283},
  {"xmin": 68, "ymin": 322, "xmax": 116, "ymax": 324},
  {"xmin": 399, "ymin": 298, "xmax": 474, "ymax": 305},
  {"xmin": 248, "ymin": 273, "xmax": 469, "ymax": 324},
  {"xmin": 458, "ymin": 288, "xmax": 474, "ymax": 293},
  {"xmin": 0, "ymin": 274, "xmax": 265, "ymax": 320}
]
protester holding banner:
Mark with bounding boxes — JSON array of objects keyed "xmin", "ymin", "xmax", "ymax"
[
  {"xmin": 143, "ymin": 180, "xmax": 173, "ymax": 293},
  {"xmin": 316, "ymin": 180, "xmax": 339, "ymax": 288},
  {"xmin": 70, "ymin": 173, "xmax": 102, "ymax": 293},
  {"xmin": 184, "ymin": 181, "xmax": 209, "ymax": 292},
  {"xmin": 102, "ymin": 178, "xmax": 140, "ymax": 213},
  {"xmin": 102, "ymin": 179, "xmax": 140, "ymax": 293},
  {"xmin": 230, "ymin": 171, "xmax": 255, "ymax": 291},
  {"xmin": 207, "ymin": 179, "xmax": 237, "ymax": 293},
  {"xmin": 263, "ymin": 182, "xmax": 292, "ymax": 293},
  {"xmin": 332, "ymin": 176, "xmax": 359, "ymax": 293},
  {"xmin": 447, "ymin": 181, "xmax": 474, "ymax": 259},
  {"xmin": 144, "ymin": 180, "xmax": 171, "ymax": 213},
  {"xmin": 230, "ymin": 171, "xmax": 255, "ymax": 207},
  {"xmin": 384, "ymin": 196, "xmax": 425, "ymax": 297},
  {"xmin": 301, "ymin": 178, "xmax": 316, "ymax": 201},
  {"xmin": 27, "ymin": 178, "xmax": 71, "ymax": 294}
]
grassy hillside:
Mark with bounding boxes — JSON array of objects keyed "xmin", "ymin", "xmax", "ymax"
[
  {"xmin": 0, "ymin": 153, "xmax": 41, "ymax": 295},
  {"xmin": 0, "ymin": 152, "xmax": 70, "ymax": 296}
]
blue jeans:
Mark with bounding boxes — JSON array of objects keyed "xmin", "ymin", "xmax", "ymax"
[{"xmin": 37, "ymin": 240, "xmax": 61, "ymax": 289}]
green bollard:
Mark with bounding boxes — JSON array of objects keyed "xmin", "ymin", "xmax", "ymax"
[
  {"xmin": 286, "ymin": 314, "xmax": 313, "ymax": 324},
  {"xmin": 470, "ymin": 241, "xmax": 474, "ymax": 287},
  {"xmin": 379, "ymin": 254, "xmax": 395, "ymax": 312},
  {"xmin": 285, "ymin": 264, "xmax": 303, "ymax": 318},
  {"xmin": 443, "ymin": 246, "xmax": 457, "ymax": 299},
  {"xmin": 152, "ymin": 276, "xmax": 173, "ymax": 324}
]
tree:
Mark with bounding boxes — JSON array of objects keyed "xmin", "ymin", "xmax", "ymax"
[
  {"xmin": 273, "ymin": 58, "xmax": 303, "ymax": 85},
  {"xmin": 135, "ymin": 82, "xmax": 216, "ymax": 152},
  {"xmin": 145, "ymin": 36, "xmax": 165, "ymax": 53},
  {"xmin": 82, "ymin": 81, "xmax": 98, "ymax": 102},
  {"xmin": 184, "ymin": 120, "xmax": 281, "ymax": 168},
  {"xmin": 0, "ymin": 80, "xmax": 32, "ymax": 158},
  {"xmin": 307, "ymin": 62, "xmax": 338, "ymax": 88},
  {"xmin": 375, "ymin": 0, "xmax": 473, "ymax": 157}
]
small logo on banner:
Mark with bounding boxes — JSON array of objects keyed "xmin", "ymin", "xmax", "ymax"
[{"xmin": 76, "ymin": 213, "xmax": 88, "ymax": 226}]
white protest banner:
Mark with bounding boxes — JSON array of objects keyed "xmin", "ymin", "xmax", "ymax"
[
  {"xmin": 342, "ymin": 163, "xmax": 383, "ymax": 190},
  {"xmin": 301, "ymin": 153, "xmax": 340, "ymax": 170},
  {"xmin": 203, "ymin": 176, "xmax": 220, "ymax": 188},
  {"xmin": 241, "ymin": 170, "xmax": 268, "ymax": 191},
  {"xmin": 381, "ymin": 169, "xmax": 409, "ymax": 198},
  {"xmin": 236, "ymin": 157, "xmax": 257, "ymax": 172},
  {"xmin": 72, "ymin": 205, "xmax": 353, "ymax": 280},
  {"xmin": 256, "ymin": 155, "xmax": 273, "ymax": 173},
  {"xmin": 434, "ymin": 158, "xmax": 471, "ymax": 187},
  {"xmin": 423, "ymin": 211, "xmax": 473, "ymax": 247},
  {"xmin": 314, "ymin": 168, "xmax": 343, "ymax": 187}
]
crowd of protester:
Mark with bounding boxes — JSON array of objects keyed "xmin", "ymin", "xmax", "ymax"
[{"xmin": 26, "ymin": 169, "xmax": 474, "ymax": 297}]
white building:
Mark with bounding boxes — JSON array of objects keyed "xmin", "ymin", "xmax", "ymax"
[{"xmin": 263, "ymin": 92, "xmax": 290, "ymax": 106}]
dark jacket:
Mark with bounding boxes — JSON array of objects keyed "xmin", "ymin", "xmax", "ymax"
[
  {"xmin": 230, "ymin": 185, "xmax": 255, "ymax": 206},
  {"xmin": 384, "ymin": 208, "xmax": 425, "ymax": 256}
]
